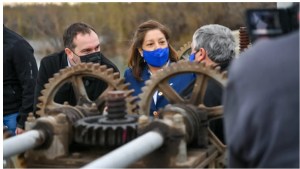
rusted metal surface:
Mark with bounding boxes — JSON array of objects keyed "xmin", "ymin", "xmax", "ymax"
[
  {"xmin": 177, "ymin": 41, "xmax": 192, "ymax": 59},
  {"xmin": 137, "ymin": 60, "xmax": 227, "ymax": 118},
  {"xmin": 12, "ymin": 61, "xmax": 228, "ymax": 168},
  {"xmin": 239, "ymin": 27, "xmax": 251, "ymax": 52},
  {"xmin": 36, "ymin": 63, "xmax": 136, "ymax": 117}
]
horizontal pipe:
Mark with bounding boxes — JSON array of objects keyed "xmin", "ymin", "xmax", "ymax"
[
  {"xmin": 3, "ymin": 130, "xmax": 44, "ymax": 158},
  {"xmin": 81, "ymin": 131, "xmax": 164, "ymax": 168}
]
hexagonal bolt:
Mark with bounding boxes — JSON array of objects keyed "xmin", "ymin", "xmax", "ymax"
[
  {"xmin": 173, "ymin": 114, "xmax": 184, "ymax": 129},
  {"xmin": 27, "ymin": 112, "xmax": 36, "ymax": 122},
  {"xmin": 25, "ymin": 112, "xmax": 36, "ymax": 131},
  {"xmin": 56, "ymin": 113, "xmax": 67, "ymax": 124},
  {"xmin": 91, "ymin": 103, "xmax": 97, "ymax": 109},
  {"xmin": 138, "ymin": 115, "xmax": 149, "ymax": 127}
]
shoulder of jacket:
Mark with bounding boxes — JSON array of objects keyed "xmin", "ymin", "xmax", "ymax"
[
  {"xmin": 124, "ymin": 67, "xmax": 133, "ymax": 73},
  {"xmin": 41, "ymin": 50, "xmax": 65, "ymax": 63},
  {"xmin": 100, "ymin": 54, "xmax": 119, "ymax": 72}
]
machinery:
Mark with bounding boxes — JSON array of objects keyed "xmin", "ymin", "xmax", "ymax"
[{"xmin": 3, "ymin": 33, "xmax": 250, "ymax": 167}]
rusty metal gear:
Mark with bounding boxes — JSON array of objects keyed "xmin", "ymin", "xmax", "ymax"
[
  {"xmin": 36, "ymin": 63, "xmax": 137, "ymax": 117},
  {"xmin": 177, "ymin": 41, "xmax": 192, "ymax": 60},
  {"xmin": 73, "ymin": 91, "xmax": 138, "ymax": 147},
  {"xmin": 137, "ymin": 60, "xmax": 227, "ymax": 118}
]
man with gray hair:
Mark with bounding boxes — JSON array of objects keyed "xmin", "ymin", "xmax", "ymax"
[
  {"xmin": 189, "ymin": 24, "xmax": 236, "ymax": 69},
  {"xmin": 182, "ymin": 24, "xmax": 236, "ymax": 143}
]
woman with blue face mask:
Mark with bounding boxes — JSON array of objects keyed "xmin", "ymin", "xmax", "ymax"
[{"xmin": 124, "ymin": 20, "xmax": 194, "ymax": 116}]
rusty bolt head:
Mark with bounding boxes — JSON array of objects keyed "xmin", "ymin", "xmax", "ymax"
[
  {"xmin": 138, "ymin": 115, "xmax": 149, "ymax": 125},
  {"xmin": 27, "ymin": 112, "xmax": 36, "ymax": 122},
  {"xmin": 56, "ymin": 113, "xmax": 67, "ymax": 124},
  {"xmin": 173, "ymin": 114, "xmax": 184, "ymax": 124}
]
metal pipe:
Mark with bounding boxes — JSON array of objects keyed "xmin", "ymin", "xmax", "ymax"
[
  {"xmin": 81, "ymin": 131, "xmax": 164, "ymax": 169},
  {"xmin": 3, "ymin": 130, "xmax": 44, "ymax": 158}
]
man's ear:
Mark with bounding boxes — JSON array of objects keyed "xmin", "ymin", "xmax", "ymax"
[
  {"xmin": 195, "ymin": 48, "xmax": 206, "ymax": 62},
  {"xmin": 65, "ymin": 48, "xmax": 73, "ymax": 59},
  {"xmin": 65, "ymin": 48, "xmax": 77, "ymax": 66}
]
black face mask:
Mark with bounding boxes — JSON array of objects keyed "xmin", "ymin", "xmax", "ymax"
[{"xmin": 80, "ymin": 51, "xmax": 102, "ymax": 64}]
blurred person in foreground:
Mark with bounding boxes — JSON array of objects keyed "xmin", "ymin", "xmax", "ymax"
[
  {"xmin": 182, "ymin": 24, "xmax": 236, "ymax": 143},
  {"xmin": 34, "ymin": 22, "xmax": 119, "ymax": 113},
  {"xmin": 124, "ymin": 20, "xmax": 194, "ymax": 116},
  {"xmin": 223, "ymin": 4, "xmax": 299, "ymax": 167},
  {"xmin": 4, "ymin": 25, "xmax": 38, "ymax": 135}
]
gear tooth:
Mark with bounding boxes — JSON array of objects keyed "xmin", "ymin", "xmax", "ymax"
[
  {"xmin": 53, "ymin": 72, "xmax": 60, "ymax": 78},
  {"xmin": 86, "ymin": 62, "xmax": 93, "ymax": 67},
  {"xmin": 137, "ymin": 93, "xmax": 144, "ymax": 100},
  {"xmin": 36, "ymin": 102, "xmax": 43, "ymax": 109},
  {"xmin": 36, "ymin": 110, "xmax": 42, "ymax": 116},
  {"xmin": 38, "ymin": 95, "xmax": 44, "ymax": 102},
  {"xmin": 93, "ymin": 64, "xmax": 101, "ymax": 70},
  {"xmin": 78, "ymin": 63, "xmax": 85, "ymax": 69},
  {"xmin": 48, "ymin": 78, "xmax": 55, "ymax": 84},
  {"xmin": 100, "ymin": 65, "xmax": 107, "ymax": 71},
  {"xmin": 106, "ymin": 68, "xmax": 114, "ymax": 75},
  {"xmin": 116, "ymin": 78, "xmax": 125, "ymax": 85},
  {"xmin": 126, "ymin": 89, "xmax": 134, "ymax": 96},
  {"xmin": 209, "ymin": 64, "xmax": 215, "ymax": 70},
  {"xmin": 121, "ymin": 83, "xmax": 130, "ymax": 90},
  {"xmin": 118, "ymin": 84, "xmax": 128, "ymax": 90},
  {"xmin": 41, "ymin": 89, "xmax": 48, "ymax": 95},
  {"xmin": 58, "ymin": 68, "xmax": 65, "ymax": 73},
  {"xmin": 141, "ymin": 86, "xmax": 148, "ymax": 93},
  {"xmin": 200, "ymin": 61, "xmax": 206, "ymax": 67},
  {"xmin": 113, "ymin": 72, "xmax": 120, "ymax": 79},
  {"xmin": 145, "ymin": 80, "xmax": 152, "ymax": 86},
  {"xmin": 177, "ymin": 41, "xmax": 191, "ymax": 59},
  {"xmin": 222, "ymin": 71, "xmax": 228, "ymax": 79},
  {"xmin": 44, "ymin": 83, "xmax": 50, "ymax": 89},
  {"xmin": 214, "ymin": 66, "xmax": 221, "ymax": 73},
  {"xmin": 128, "ymin": 95, "xmax": 139, "ymax": 104}
]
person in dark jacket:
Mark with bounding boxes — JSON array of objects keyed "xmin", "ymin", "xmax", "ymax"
[
  {"xmin": 3, "ymin": 25, "xmax": 38, "ymax": 135},
  {"xmin": 223, "ymin": 30, "xmax": 299, "ymax": 168},
  {"xmin": 34, "ymin": 22, "xmax": 119, "ymax": 113},
  {"xmin": 124, "ymin": 20, "xmax": 194, "ymax": 116},
  {"xmin": 181, "ymin": 24, "xmax": 236, "ymax": 143}
]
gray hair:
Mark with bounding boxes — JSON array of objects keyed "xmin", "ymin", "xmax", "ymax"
[{"xmin": 192, "ymin": 24, "xmax": 236, "ymax": 64}]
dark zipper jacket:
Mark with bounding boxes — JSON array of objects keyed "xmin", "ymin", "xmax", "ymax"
[{"xmin": 3, "ymin": 25, "xmax": 38, "ymax": 128}]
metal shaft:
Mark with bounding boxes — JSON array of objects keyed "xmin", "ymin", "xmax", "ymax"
[
  {"xmin": 3, "ymin": 130, "xmax": 44, "ymax": 158},
  {"xmin": 81, "ymin": 131, "xmax": 164, "ymax": 168}
]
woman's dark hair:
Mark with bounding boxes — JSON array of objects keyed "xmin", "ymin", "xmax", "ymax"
[{"xmin": 128, "ymin": 20, "xmax": 178, "ymax": 81}]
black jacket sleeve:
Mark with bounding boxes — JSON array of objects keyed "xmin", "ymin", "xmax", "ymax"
[{"xmin": 12, "ymin": 40, "xmax": 38, "ymax": 128}]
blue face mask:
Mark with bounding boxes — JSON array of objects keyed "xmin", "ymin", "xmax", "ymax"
[
  {"xmin": 189, "ymin": 53, "xmax": 196, "ymax": 61},
  {"xmin": 143, "ymin": 47, "xmax": 169, "ymax": 67}
]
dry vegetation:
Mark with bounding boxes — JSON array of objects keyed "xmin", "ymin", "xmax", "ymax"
[{"xmin": 4, "ymin": 2, "xmax": 276, "ymax": 71}]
